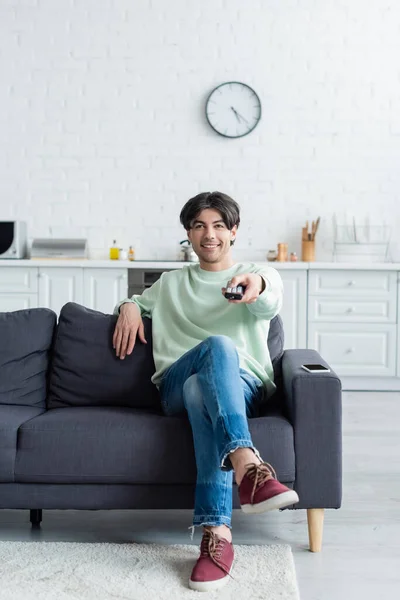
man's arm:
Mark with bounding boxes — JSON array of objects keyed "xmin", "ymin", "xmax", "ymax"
[
  {"xmin": 222, "ymin": 267, "xmax": 283, "ymax": 320},
  {"xmin": 246, "ymin": 267, "xmax": 283, "ymax": 320},
  {"xmin": 112, "ymin": 275, "xmax": 164, "ymax": 359}
]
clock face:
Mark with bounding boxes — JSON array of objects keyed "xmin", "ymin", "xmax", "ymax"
[{"xmin": 205, "ymin": 82, "xmax": 261, "ymax": 138}]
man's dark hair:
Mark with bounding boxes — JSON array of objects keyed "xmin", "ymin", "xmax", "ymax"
[{"xmin": 179, "ymin": 191, "xmax": 240, "ymax": 246}]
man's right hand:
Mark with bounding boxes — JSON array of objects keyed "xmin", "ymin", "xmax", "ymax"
[{"xmin": 113, "ymin": 303, "xmax": 147, "ymax": 360}]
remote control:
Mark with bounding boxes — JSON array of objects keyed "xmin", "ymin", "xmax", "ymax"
[{"xmin": 224, "ymin": 285, "xmax": 245, "ymax": 300}]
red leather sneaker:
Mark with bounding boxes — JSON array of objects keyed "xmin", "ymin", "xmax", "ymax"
[
  {"xmin": 239, "ymin": 462, "xmax": 299, "ymax": 514},
  {"xmin": 189, "ymin": 529, "xmax": 234, "ymax": 592}
]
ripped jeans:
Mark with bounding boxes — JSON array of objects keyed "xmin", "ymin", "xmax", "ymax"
[{"xmin": 158, "ymin": 335, "xmax": 265, "ymax": 529}]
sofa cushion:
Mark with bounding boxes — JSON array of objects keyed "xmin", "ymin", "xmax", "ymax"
[
  {"xmin": 14, "ymin": 407, "xmax": 295, "ymax": 485},
  {"xmin": 0, "ymin": 308, "xmax": 56, "ymax": 408},
  {"xmin": 47, "ymin": 302, "xmax": 161, "ymax": 410},
  {"xmin": 268, "ymin": 314, "xmax": 284, "ymax": 369},
  {"xmin": 0, "ymin": 406, "xmax": 46, "ymax": 481},
  {"xmin": 267, "ymin": 314, "xmax": 284, "ymax": 401}
]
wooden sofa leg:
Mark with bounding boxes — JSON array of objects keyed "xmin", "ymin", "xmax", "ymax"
[
  {"xmin": 307, "ymin": 508, "xmax": 324, "ymax": 552},
  {"xmin": 30, "ymin": 509, "xmax": 42, "ymax": 527}
]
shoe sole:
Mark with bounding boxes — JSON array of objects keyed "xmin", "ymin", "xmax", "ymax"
[
  {"xmin": 189, "ymin": 561, "xmax": 234, "ymax": 592},
  {"xmin": 241, "ymin": 490, "xmax": 300, "ymax": 514}
]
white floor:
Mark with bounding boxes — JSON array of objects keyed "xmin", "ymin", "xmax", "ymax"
[{"xmin": 1, "ymin": 391, "xmax": 399, "ymax": 599}]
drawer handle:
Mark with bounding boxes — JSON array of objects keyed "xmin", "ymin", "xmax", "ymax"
[
  {"xmin": 348, "ymin": 280, "xmax": 355, "ymax": 286},
  {"xmin": 346, "ymin": 306, "xmax": 355, "ymax": 313},
  {"xmin": 346, "ymin": 347, "xmax": 355, "ymax": 354}
]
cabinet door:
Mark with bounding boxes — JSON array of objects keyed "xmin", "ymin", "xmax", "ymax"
[
  {"xmin": 309, "ymin": 270, "xmax": 396, "ymax": 296},
  {"xmin": 0, "ymin": 267, "xmax": 38, "ymax": 293},
  {"xmin": 38, "ymin": 268, "xmax": 84, "ymax": 315},
  {"xmin": 308, "ymin": 296, "xmax": 396, "ymax": 323},
  {"xmin": 83, "ymin": 269, "xmax": 128, "ymax": 314},
  {"xmin": 0, "ymin": 294, "xmax": 38, "ymax": 311},
  {"xmin": 308, "ymin": 322, "xmax": 397, "ymax": 376},
  {"xmin": 279, "ymin": 270, "xmax": 308, "ymax": 349}
]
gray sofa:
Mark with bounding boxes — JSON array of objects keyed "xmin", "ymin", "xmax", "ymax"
[{"xmin": 0, "ymin": 302, "xmax": 342, "ymax": 551}]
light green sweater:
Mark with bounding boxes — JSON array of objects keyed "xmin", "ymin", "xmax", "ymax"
[{"xmin": 114, "ymin": 262, "xmax": 283, "ymax": 397}]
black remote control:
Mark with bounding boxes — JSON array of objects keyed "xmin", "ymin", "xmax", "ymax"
[{"xmin": 224, "ymin": 285, "xmax": 245, "ymax": 300}]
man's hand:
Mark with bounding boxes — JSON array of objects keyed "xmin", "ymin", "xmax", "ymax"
[
  {"xmin": 221, "ymin": 274, "xmax": 266, "ymax": 304},
  {"xmin": 113, "ymin": 303, "xmax": 147, "ymax": 360}
]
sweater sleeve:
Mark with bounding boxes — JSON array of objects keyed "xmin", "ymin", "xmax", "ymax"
[
  {"xmin": 246, "ymin": 266, "xmax": 283, "ymax": 320},
  {"xmin": 113, "ymin": 274, "xmax": 162, "ymax": 318}
]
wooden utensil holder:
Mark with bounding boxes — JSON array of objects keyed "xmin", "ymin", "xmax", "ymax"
[{"xmin": 302, "ymin": 240, "xmax": 315, "ymax": 262}]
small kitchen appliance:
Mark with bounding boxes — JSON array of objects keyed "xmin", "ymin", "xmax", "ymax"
[{"xmin": 0, "ymin": 221, "xmax": 27, "ymax": 259}]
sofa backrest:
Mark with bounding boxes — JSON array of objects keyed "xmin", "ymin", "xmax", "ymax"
[
  {"xmin": 47, "ymin": 302, "xmax": 285, "ymax": 410},
  {"xmin": 47, "ymin": 302, "xmax": 160, "ymax": 410},
  {"xmin": 268, "ymin": 313, "xmax": 284, "ymax": 374},
  {"xmin": 0, "ymin": 308, "xmax": 57, "ymax": 408}
]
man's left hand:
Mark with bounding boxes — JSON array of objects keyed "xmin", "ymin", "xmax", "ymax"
[{"xmin": 221, "ymin": 273, "xmax": 265, "ymax": 304}]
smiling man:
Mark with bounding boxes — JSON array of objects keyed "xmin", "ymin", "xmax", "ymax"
[{"xmin": 113, "ymin": 191, "xmax": 299, "ymax": 591}]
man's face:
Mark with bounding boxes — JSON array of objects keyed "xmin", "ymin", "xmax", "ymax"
[{"xmin": 187, "ymin": 208, "xmax": 237, "ymax": 268}]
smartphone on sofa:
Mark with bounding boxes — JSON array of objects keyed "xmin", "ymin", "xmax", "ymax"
[{"xmin": 301, "ymin": 364, "xmax": 330, "ymax": 374}]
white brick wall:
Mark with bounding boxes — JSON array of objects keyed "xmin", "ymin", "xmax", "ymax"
[{"xmin": 0, "ymin": 0, "xmax": 399, "ymax": 260}]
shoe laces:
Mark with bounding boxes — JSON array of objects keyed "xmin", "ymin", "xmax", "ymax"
[
  {"xmin": 200, "ymin": 530, "xmax": 233, "ymax": 579},
  {"xmin": 244, "ymin": 461, "xmax": 277, "ymax": 503}
]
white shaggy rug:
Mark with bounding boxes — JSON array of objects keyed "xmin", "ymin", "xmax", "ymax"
[{"xmin": 0, "ymin": 541, "xmax": 300, "ymax": 600}]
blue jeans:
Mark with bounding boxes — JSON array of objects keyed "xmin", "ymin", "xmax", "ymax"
[{"xmin": 158, "ymin": 335, "xmax": 265, "ymax": 529}]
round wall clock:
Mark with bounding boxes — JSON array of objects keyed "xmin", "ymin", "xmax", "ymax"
[{"xmin": 205, "ymin": 81, "xmax": 262, "ymax": 138}]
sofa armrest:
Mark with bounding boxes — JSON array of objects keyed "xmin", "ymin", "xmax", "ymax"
[{"xmin": 281, "ymin": 349, "xmax": 342, "ymax": 509}]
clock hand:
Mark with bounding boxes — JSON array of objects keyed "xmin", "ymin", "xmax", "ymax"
[
  {"xmin": 231, "ymin": 108, "xmax": 250, "ymax": 125},
  {"xmin": 230, "ymin": 106, "xmax": 241, "ymax": 123}
]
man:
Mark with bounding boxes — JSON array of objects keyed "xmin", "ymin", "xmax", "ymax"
[{"xmin": 113, "ymin": 191, "xmax": 299, "ymax": 592}]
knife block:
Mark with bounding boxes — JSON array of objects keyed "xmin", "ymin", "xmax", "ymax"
[{"xmin": 302, "ymin": 240, "xmax": 315, "ymax": 262}]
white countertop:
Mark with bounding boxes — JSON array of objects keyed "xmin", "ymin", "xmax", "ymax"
[
  {"xmin": 0, "ymin": 259, "xmax": 308, "ymax": 269},
  {"xmin": 1, "ymin": 259, "xmax": 400, "ymax": 270}
]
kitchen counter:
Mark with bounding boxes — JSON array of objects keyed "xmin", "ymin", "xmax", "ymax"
[
  {"xmin": 1, "ymin": 259, "xmax": 400, "ymax": 269},
  {"xmin": 0, "ymin": 259, "xmax": 309, "ymax": 269}
]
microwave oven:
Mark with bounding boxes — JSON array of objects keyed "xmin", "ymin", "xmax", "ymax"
[{"xmin": 0, "ymin": 221, "xmax": 27, "ymax": 259}]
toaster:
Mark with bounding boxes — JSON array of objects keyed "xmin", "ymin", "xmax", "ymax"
[{"xmin": 0, "ymin": 221, "xmax": 27, "ymax": 259}]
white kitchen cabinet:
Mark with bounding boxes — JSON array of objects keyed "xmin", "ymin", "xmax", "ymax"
[
  {"xmin": 308, "ymin": 270, "xmax": 396, "ymax": 296},
  {"xmin": 38, "ymin": 268, "xmax": 84, "ymax": 315},
  {"xmin": 308, "ymin": 322, "xmax": 397, "ymax": 377},
  {"xmin": 83, "ymin": 268, "xmax": 128, "ymax": 314},
  {"xmin": 0, "ymin": 267, "xmax": 38, "ymax": 293},
  {"xmin": 308, "ymin": 269, "xmax": 397, "ymax": 378},
  {"xmin": 0, "ymin": 267, "xmax": 39, "ymax": 312},
  {"xmin": 308, "ymin": 297, "xmax": 396, "ymax": 323},
  {"xmin": 279, "ymin": 269, "xmax": 308, "ymax": 349},
  {"xmin": 0, "ymin": 294, "xmax": 38, "ymax": 311}
]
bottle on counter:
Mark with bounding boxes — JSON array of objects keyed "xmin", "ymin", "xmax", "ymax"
[
  {"xmin": 290, "ymin": 252, "xmax": 298, "ymax": 262},
  {"xmin": 119, "ymin": 248, "xmax": 128, "ymax": 260},
  {"xmin": 109, "ymin": 240, "xmax": 119, "ymax": 260},
  {"xmin": 128, "ymin": 246, "xmax": 135, "ymax": 261}
]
